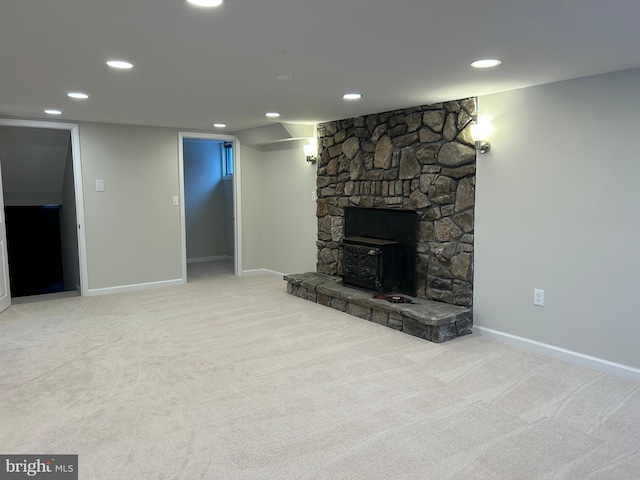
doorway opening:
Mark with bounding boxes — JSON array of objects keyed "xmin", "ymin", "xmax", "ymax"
[
  {"xmin": 0, "ymin": 119, "xmax": 88, "ymax": 310},
  {"xmin": 179, "ymin": 132, "xmax": 241, "ymax": 281}
]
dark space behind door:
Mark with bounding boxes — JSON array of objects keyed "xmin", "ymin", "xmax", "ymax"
[{"xmin": 5, "ymin": 205, "xmax": 64, "ymax": 297}]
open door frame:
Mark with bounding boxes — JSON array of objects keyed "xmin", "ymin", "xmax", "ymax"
[
  {"xmin": 0, "ymin": 159, "xmax": 11, "ymax": 312},
  {"xmin": 0, "ymin": 118, "xmax": 89, "ymax": 297},
  {"xmin": 178, "ymin": 132, "xmax": 242, "ymax": 280}
]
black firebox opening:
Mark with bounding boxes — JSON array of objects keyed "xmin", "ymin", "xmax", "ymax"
[{"xmin": 343, "ymin": 207, "xmax": 417, "ymax": 296}]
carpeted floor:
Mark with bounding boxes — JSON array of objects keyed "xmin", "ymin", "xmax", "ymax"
[{"xmin": 1, "ymin": 261, "xmax": 639, "ymax": 479}]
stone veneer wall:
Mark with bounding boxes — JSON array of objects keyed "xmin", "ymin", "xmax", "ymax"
[{"xmin": 316, "ymin": 98, "xmax": 477, "ymax": 307}]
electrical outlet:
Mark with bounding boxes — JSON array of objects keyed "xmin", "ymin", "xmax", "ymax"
[
  {"xmin": 311, "ymin": 191, "xmax": 318, "ymax": 201},
  {"xmin": 533, "ymin": 289, "xmax": 545, "ymax": 307}
]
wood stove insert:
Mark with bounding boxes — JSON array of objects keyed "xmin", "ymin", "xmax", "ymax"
[
  {"xmin": 342, "ymin": 207, "xmax": 418, "ymax": 296},
  {"xmin": 340, "ymin": 236, "xmax": 399, "ymax": 292}
]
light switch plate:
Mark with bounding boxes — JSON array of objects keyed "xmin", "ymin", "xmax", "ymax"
[
  {"xmin": 533, "ymin": 289, "xmax": 545, "ymax": 306},
  {"xmin": 96, "ymin": 179, "xmax": 105, "ymax": 192}
]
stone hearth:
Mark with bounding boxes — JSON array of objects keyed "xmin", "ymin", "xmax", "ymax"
[{"xmin": 285, "ymin": 273, "xmax": 472, "ymax": 343}]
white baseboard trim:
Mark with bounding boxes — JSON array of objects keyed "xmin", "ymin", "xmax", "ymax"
[
  {"xmin": 86, "ymin": 278, "xmax": 186, "ymax": 297},
  {"xmin": 187, "ymin": 256, "xmax": 233, "ymax": 264},
  {"xmin": 241, "ymin": 268, "xmax": 286, "ymax": 278},
  {"xmin": 474, "ymin": 326, "xmax": 640, "ymax": 383}
]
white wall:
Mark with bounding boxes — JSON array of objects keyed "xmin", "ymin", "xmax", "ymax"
[
  {"xmin": 223, "ymin": 177, "xmax": 234, "ymax": 258},
  {"xmin": 239, "ymin": 140, "xmax": 317, "ymax": 275},
  {"xmin": 71, "ymin": 123, "xmax": 317, "ymax": 289},
  {"xmin": 239, "ymin": 144, "xmax": 265, "ymax": 271},
  {"xmin": 0, "ymin": 120, "xmax": 319, "ymax": 291},
  {"xmin": 79, "ymin": 122, "xmax": 183, "ymax": 290},
  {"xmin": 475, "ymin": 67, "xmax": 640, "ymax": 369},
  {"xmin": 183, "ymin": 139, "xmax": 228, "ymax": 261},
  {"xmin": 262, "ymin": 140, "xmax": 317, "ymax": 275}
]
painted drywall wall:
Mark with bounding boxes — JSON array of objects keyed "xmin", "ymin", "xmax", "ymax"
[
  {"xmin": 223, "ymin": 178, "xmax": 234, "ymax": 258},
  {"xmin": 60, "ymin": 138, "xmax": 80, "ymax": 291},
  {"xmin": 78, "ymin": 122, "xmax": 183, "ymax": 290},
  {"xmin": 0, "ymin": 127, "xmax": 69, "ymax": 206},
  {"xmin": 0, "ymin": 120, "xmax": 316, "ymax": 290},
  {"xmin": 262, "ymin": 140, "xmax": 317, "ymax": 275},
  {"xmin": 183, "ymin": 139, "xmax": 228, "ymax": 261},
  {"xmin": 239, "ymin": 144, "xmax": 264, "ymax": 271},
  {"xmin": 475, "ymin": 67, "xmax": 640, "ymax": 369}
]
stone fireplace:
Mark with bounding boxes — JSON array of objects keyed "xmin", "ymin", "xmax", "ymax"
[
  {"xmin": 316, "ymin": 98, "xmax": 476, "ymax": 307},
  {"xmin": 285, "ymin": 97, "xmax": 476, "ymax": 343}
]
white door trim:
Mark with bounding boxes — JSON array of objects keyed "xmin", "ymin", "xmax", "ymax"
[
  {"xmin": 0, "ymin": 118, "xmax": 89, "ymax": 296},
  {"xmin": 178, "ymin": 132, "xmax": 242, "ymax": 278}
]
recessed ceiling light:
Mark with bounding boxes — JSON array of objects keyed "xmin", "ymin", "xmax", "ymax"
[
  {"xmin": 273, "ymin": 74, "xmax": 292, "ymax": 80},
  {"xmin": 213, "ymin": 123, "xmax": 227, "ymax": 128},
  {"xmin": 106, "ymin": 60, "xmax": 134, "ymax": 69},
  {"xmin": 45, "ymin": 109, "xmax": 62, "ymax": 115},
  {"xmin": 265, "ymin": 112, "xmax": 281, "ymax": 118},
  {"xmin": 67, "ymin": 92, "xmax": 89, "ymax": 99},
  {"xmin": 470, "ymin": 59, "xmax": 502, "ymax": 69},
  {"xmin": 342, "ymin": 93, "xmax": 362, "ymax": 100},
  {"xmin": 186, "ymin": 0, "xmax": 223, "ymax": 6}
]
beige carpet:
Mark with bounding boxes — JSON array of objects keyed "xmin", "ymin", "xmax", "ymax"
[{"xmin": 1, "ymin": 261, "xmax": 639, "ymax": 479}]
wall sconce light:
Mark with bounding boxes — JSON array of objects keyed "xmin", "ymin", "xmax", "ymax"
[
  {"xmin": 303, "ymin": 142, "xmax": 317, "ymax": 164},
  {"xmin": 470, "ymin": 122, "xmax": 492, "ymax": 154}
]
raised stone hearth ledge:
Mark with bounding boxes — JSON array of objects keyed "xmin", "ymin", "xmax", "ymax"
[{"xmin": 284, "ymin": 273, "xmax": 472, "ymax": 343}]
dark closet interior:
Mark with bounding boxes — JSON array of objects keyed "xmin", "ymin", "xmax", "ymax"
[{"xmin": 5, "ymin": 205, "xmax": 65, "ymax": 297}]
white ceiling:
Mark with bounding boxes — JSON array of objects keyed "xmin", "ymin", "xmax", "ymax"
[{"xmin": 1, "ymin": 0, "xmax": 639, "ymax": 133}]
